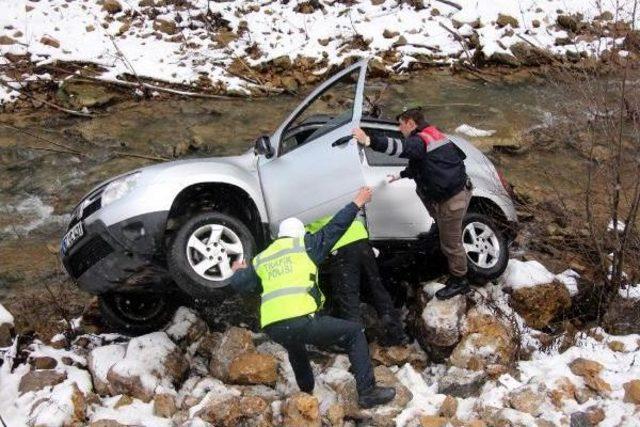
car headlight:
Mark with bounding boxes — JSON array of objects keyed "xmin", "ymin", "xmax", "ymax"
[{"xmin": 101, "ymin": 172, "xmax": 141, "ymax": 207}]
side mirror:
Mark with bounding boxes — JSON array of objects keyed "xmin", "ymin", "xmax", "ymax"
[{"xmin": 254, "ymin": 135, "xmax": 274, "ymax": 158}]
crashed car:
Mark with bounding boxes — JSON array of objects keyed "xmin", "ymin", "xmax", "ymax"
[{"xmin": 60, "ymin": 60, "xmax": 517, "ymax": 334}]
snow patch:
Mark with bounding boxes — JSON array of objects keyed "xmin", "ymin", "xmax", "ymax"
[
  {"xmin": 455, "ymin": 124, "xmax": 497, "ymax": 137},
  {"xmin": 0, "ymin": 303, "xmax": 14, "ymax": 325},
  {"xmin": 618, "ymin": 283, "xmax": 640, "ymax": 300}
]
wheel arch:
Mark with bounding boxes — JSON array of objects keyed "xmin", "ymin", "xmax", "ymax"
[
  {"xmin": 468, "ymin": 195, "xmax": 517, "ymax": 241},
  {"xmin": 166, "ymin": 182, "xmax": 269, "ymax": 249}
]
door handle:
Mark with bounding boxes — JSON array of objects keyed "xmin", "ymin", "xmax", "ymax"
[{"xmin": 332, "ymin": 136, "xmax": 352, "ymax": 147}]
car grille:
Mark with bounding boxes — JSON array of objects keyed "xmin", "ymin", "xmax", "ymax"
[
  {"xmin": 66, "ymin": 235, "xmax": 113, "ymax": 278},
  {"xmin": 67, "ymin": 188, "xmax": 104, "ymax": 230}
]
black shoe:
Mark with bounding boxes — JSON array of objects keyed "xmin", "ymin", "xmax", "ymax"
[
  {"xmin": 435, "ymin": 276, "xmax": 471, "ymax": 300},
  {"xmin": 380, "ymin": 314, "xmax": 410, "ymax": 347},
  {"xmin": 358, "ymin": 386, "xmax": 396, "ymax": 408}
]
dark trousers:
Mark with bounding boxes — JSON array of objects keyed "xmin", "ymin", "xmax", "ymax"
[
  {"xmin": 264, "ymin": 314, "xmax": 375, "ymax": 394},
  {"xmin": 326, "ymin": 240, "xmax": 395, "ymax": 324}
]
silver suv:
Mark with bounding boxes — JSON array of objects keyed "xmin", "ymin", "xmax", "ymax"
[{"xmin": 60, "ymin": 60, "xmax": 517, "ymax": 334}]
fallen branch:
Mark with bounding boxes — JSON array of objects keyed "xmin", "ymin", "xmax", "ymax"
[
  {"xmin": 113, "ymin": 151, "xmax": 170, "ymax": 162},
  {"xmin": 438, "ymin": 22, "xmax": 474, "ymax": 66},
  {"xmin": 435, "ymin": 0, "xmax": 462, "ymax": 11},
  {"xmin": 0, "ymin": 123, "xmax": 87, "ymax": 157},
  {"xmin": 0, "ymin": 79, "xmax": 95, "ymax": 118}
]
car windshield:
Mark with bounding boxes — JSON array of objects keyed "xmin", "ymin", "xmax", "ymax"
[{"xmin": 283, "ymin": 68, "xmax": 359, "ymax": 146}]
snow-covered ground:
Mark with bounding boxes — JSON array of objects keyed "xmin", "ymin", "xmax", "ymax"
[{"xmin": 1, "ymin": 0, "xmax": 638, "ymax": 103}]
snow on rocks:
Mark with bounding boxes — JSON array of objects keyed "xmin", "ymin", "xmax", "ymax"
[
  {"xmin": 106, "ymin": 331, "xmax": 188, "ymax": 402},
  {"xmin": 0, "ymin": 0, "xmax": 636, "ymax": 103},
  {"xmin": 454, "ymin": 124, "xmax": 497, "ymax": 138}
]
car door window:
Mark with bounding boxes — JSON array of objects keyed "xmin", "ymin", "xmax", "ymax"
[
  {"xmin": 364, "ymin": 128, "xmax": 409, "ymax": 166},
  {"xmin": 279, "ymin": 68, "xmax": 360, "ymax": 156}
]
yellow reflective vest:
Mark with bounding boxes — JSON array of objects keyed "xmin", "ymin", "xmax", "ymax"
[
  {"xmin": 305, "ymin": 216, "xmax": 369, "ymax": 252},
  {"xmin": 253, "ymin": 237, "xmax": 325, "ymax": 328}
]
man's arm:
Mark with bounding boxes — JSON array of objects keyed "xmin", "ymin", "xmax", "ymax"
[
  {"xmin": 353, "ymin": 128, "xmax": 424, "ymax": 161},
  {"xmin": 229, "ymin": 262, "xmax": 260, "ymax": 294},
  {"xmin": 305, "ymin": 187, "xmax": 372, "ymax": 265}
]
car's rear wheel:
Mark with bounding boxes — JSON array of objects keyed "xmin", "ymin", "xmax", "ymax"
[
  {"xmin": 167, "ymin": 211, "xmax": 256, "ymax": 299},
  {"xmin": 462, "ymin": 212, "xmax": 509, "ymax": 283},
  {"xmin": 99, "ymin": 292, "xmax": 178, "ymax": 335}
]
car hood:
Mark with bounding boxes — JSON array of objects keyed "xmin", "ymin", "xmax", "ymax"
[{"xmin": 78, "ymin": 150, "xmax": 256, "ymax": 201}]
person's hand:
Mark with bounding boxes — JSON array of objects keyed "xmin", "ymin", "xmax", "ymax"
[
  {"xmin": 231, "ymin": 259, "xmax": 247, "ymax": 272},
  {"xmin": 352, "ymin": 128, "xmax": 370, "ymax": 146},
  {"xmin": 387, "ymin": 174, "xmax": 401, "ymax": 183},
  {"xmin": 353, "ymin": 186, "xmax": 373, "ymax": 208}
]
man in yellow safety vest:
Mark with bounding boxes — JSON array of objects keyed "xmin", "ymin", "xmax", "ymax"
[
  {"xmin": 230, "ymin": 187, "xmax": 396, "ymax": 409},
  {"xmin": 305, "ymin": 215, "xmax": 409, "ymax": 346}
]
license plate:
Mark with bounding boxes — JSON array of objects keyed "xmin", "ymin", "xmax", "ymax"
[{"xmin": 62, "ymin": 222, "xmax": 84, "ymax": 254}]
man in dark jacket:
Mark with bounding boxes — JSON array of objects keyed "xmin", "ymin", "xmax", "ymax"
[
  {"xmin": 352, "ymin": 107, "xmax": 472, "ymax": 300},
  {"xmin": 229, "ymin": 187, "xmax": 396, "ymax": 409}
]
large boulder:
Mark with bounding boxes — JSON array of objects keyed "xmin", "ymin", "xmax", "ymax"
[
  {"xmin": 106, "ymin": 332, "xmax": 188, "ymax": 402},
  {"xmin": 510, "ymin": 283, "xmax": 571, "ymax": 329},
  {"xmin": 623, "ymin": 379, "xmax": 640, "ymax": 404},
  {"xmin": 165, "ymin": 306, "xmax": 207, "ymax": 347},
  {"xmin": 413, "ymin": 283, "xmax": 466, "ymax": 362},
  {"xmin": 210, "ymin": 326, "xmax": 256, "ymax": 381},
  {"xmin": 88, "ymin": 344, "xmax": 126, "ymax": 395},
  {"xmin": 228, "ymin": 352, "xmax": 278, "ymax": 386},
  {"xmin": 0, "ymin": 303, "xmax": 15, "ymax": 347},
  {"xmin": 437, "ymin": 366, "xmax": 486, "ymax": 398},
  {"xmin": 449, "ymin": 308, "xmax": 516, "ymax": 371}
]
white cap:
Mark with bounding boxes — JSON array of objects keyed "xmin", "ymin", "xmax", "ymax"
[{"xmin": 278, "ymin": 217, "xmax": 305, "ymax": 238}]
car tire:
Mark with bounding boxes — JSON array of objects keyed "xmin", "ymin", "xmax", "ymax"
[
  {"xmin": 167, "ymin": 211, "xmax": 256, "ymax": 299},
  {"xmin": 98, "ymin": 292, "xmax": 178, "ymax": 336},
  {"xmin": 462, "ymin": 212, "xmax": 509, "ymax": 283}
]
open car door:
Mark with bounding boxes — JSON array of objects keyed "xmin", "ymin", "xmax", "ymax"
[{"xmin": 257, "ymin": 60, "xmax": 368, "ymax": 233}]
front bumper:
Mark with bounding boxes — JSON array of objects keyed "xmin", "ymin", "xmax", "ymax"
[{"xmin": 61, "ymin": 211, "xmax": 170, "ymax": 295}]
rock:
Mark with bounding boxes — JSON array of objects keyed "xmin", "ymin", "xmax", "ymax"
[
  {"xmin": 416, "ymin": 288, "xmax": 466, "ymax": 362},
  {"xmin": 557, "ymin": 15, "xmax": 580, "ymax": 32},
  {"xmin": 603, "ymin": 295, "xmax": 640, "ymax": 334},
  {"xmin": 89, "ymin": 421, "xmax": 128, "ymax": 427},
  {"xmin": 371, "ymin": 0, "xmax": 385, "ymax": 5},
  {"xmin": 623, "ymin": 380, "xmax": 640, "ymax": 404},
  {"xmin": 196, "ymin": 396, "xmax": 244, "ymax": 426},
  {"xmin": 0, "ymin": 35, "xmax": 16, "ymax": 45},
  {"xmin": 102, "ymin": 0, "xmax": 122, "ymax": 14},
  {"xmin": 283, "ymin": 392, "xmax": 321, "ymax": 427},
  {"xmin": 570, "ymin": 411, "xmax": 594, "ymax": 427},
  {"xmin": 228, "ymin": 352, "xmax": 278, "ymax": 386},
  {"xmin": 623, "ymin": 30, "xmax": 640, "ymax": 53},
  {"xmin": 153, "ymin": 393, "xmax": 177, "ymax": 418},
  {"xmin": 449, "ymin": 309, "xmax": 516, "ymax": 371},
  {"xmin": 29, "ymin": 382, "xmax": 86, "ymax": 426},
  {"xmin": 196, "ymin": 331, "xmax": 222, "ymax": 358},
  {"xmin": 496, "ymin": 14, "xmax": 519, "ymax": 28},
  {"xmin": 326, "ymin": 403, "xmax": 345, "ymax": 427},
  {"xmin": 114, "ymin": 395, "xmax": 134, "ymax": 408},
  {"xmin": 88, "ymin": 344, "xmax": 126, "ymax": 395},
  {"xmin": 510, "ymin": 42, "xmax": 553, "ymax": 66},
  {"xmin": 608, "ymin": 341, "xmax": 625, "ymax": 352},
  {"xmin": 368, "ymin": 59, "xmax": 389, "ymax": 78},
  {"xmin": 569, "ymin": 358, "xmax": 611, "ymax": 396},
  {"xmin": 437, "ymin": 367, "xmax": 486, "ymax": 398},
  {"xmin": 271, "ymin": 55, "xmax": 292, "ymax": 71},
  {"xmin": 210, "ymin": 326, "xmax": 256, "ymax": 381},
  {"xmin": 19, "ymin": 370, "xmax": 67, "ymax": 394},
  {"xmin": 585, "ymin": 406, "xmax": 605, "ymax": 424},
  {"xmin": 532, "ymin": 19, "xmax": 541, "ymax": 28},
  {"xmin": 383, "ymin": 29, "xmax": 400, "ymax": 39},
  {"xmin": 550, "ymin": 377, "xmax": 578, "ymax": 408},
  {"xmin": 510, "ymin": 282, "xmax": 571, "ymax": 329},
  {"xmin": 58, "ymin": 81, "xmax": 118, "ymax": 109},
  {"xmin": 508, "ymin": 386, "xmax": 545, "ymax": 416},
  {"xmin": 107, "ymin": 332, "xmax": 188, "ymax": 402},
  {"xmin": 40, "ymin": 36, "xmax": 60, "ymax": 48},
  {"xmin": 153, "ymin": 18, "xmax": 177, "ymax": 35},
  {"xmin": 420, "ymin": 416, "xmax": 448, "ymax": 427},
  {"xmin": 165, "ymin": 307, "xmax": 207, "ymax": 345},
  {"xmin": 31, "ymin": 356, "xmax": 58, "ymax": 370},
  {"xmin": 280, "ymin": 76, "xmax": 299, "ymax": 92},
  {"xmin": 370, "ymin": 343, "xmax": 413, "ymax": 366},
  {"xmin": 489, "ymin": 52, "xmax": 520, "ymax": 67},
  {"xmin": 0, "ymin": 304, "xmax": 14, "ymax": 347},
  {"xmin": 438, "ymin": 395, "xmax": 458, "ymax": 418}
]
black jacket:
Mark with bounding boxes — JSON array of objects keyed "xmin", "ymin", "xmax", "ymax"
[
  {"xmin": 370, "ymin": 125, "xmax": 468, "ymax": 202},
  {"xmin": 230, "ymin": 202, "xmax": 360, "ymax": 294}
]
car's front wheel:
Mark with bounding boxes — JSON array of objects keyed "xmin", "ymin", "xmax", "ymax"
[
  {"xmin": 167, "ymin": 211, "xmax": 256, "ymax": 299},
  {"xmin": 462, "ymin": 212, "xmax": 509, "ymax": 283},
  {"xmin": 98, "ymin": 292, "xmax": 178, "ymax": 335}
]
